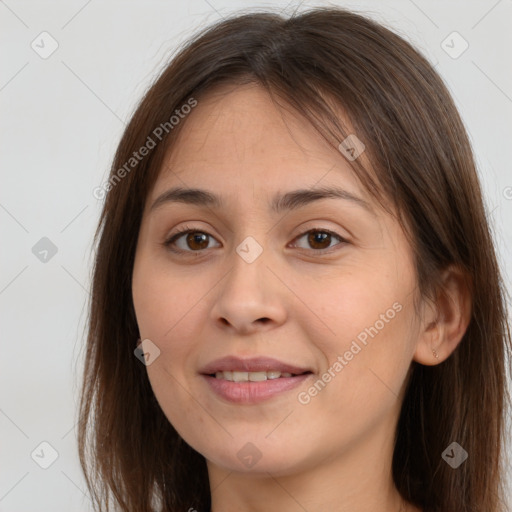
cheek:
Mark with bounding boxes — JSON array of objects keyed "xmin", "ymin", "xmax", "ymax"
[
  {"xmin": 292, "ymin": 262, "xmax": 405, "ymax": 352},
  {"xmin": 132, "ymin": 256, "xmax": 198, "ymax": 339},
  {"xmin": 291, "ymin": 265, "xmax": 414, "ymax": 404},
  {"xmin": 321, "ymin": 299, "xmax": 414, "ymax": 420},
  {"xmin": 132, "ymin": 258, "xmax": 206, "ymax": 394}
]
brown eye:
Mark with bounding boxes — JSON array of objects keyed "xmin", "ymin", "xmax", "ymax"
[
  {"xmin": 183, "ymin": 232, "xmax": 210, "ymax": 250},
  {"xmin": 291, "ymin": 228, "xmax": 347, "ymax": 252},
  {"xmin": 164, "ymin": 227, "xmax": 220, "ymax": 253},
  {"xmin": 308, "ymin": 231, "xmax": 331, "ymax": 250}
]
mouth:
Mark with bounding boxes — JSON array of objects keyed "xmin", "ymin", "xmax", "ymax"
[
  {"xmin": 199, "ymin": 355, "xmax": 313, "ymax": 376},
  {"xmin": 198, "ymin": 355, "xmax": 314, "ymax": 403},
  {"xmin": 207, "ymin": 370, "xmax": 313, "ymax": 381},
  {"xmin": 200, "ymin": 371, "xmax": 313, "ymax": 404}
]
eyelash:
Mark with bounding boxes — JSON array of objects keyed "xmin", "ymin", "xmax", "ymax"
[{"xmin": 163, "ymin": 224, "xmax": 348, "ymax": 256}]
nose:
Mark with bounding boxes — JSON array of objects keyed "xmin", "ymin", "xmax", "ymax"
[{"xmin": 210, "ymin": 244, "xmax": 288, "ymax": 335}]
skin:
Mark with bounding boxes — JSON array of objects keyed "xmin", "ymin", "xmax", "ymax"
[{"xmin": 132, "ymin": 83, "xmax": 470, "ymax": 512}]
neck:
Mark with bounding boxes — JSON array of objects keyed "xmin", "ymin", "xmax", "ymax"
[{"xmin": 207, "ymin": 416, "xmax": 416, "ymax": 512}]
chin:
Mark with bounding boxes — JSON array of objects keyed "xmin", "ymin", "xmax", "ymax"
[{"xmin": 200, "ymin": 438, "xmax": 313, "ymax": 477}]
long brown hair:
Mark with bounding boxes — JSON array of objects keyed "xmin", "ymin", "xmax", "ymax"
[{"xmin": 78, "ymin": 7, "xmax": 512, "ymax": 511}]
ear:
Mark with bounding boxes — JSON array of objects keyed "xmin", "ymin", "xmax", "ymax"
[{"xmin": 413, "ymin": 265, "xmax": 472, "ymax": 366}]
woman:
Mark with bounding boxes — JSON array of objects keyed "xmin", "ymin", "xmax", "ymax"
[{"xmin": 78, "ymin": 7, "xmax": 512, "ymax": 512}]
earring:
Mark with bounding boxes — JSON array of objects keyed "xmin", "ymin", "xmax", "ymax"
[{"xmin": 432, "ymin": 347, "xmax": 439, "ymax": 359}]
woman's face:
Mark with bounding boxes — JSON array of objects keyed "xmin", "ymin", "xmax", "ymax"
[{"xmin": 132, "ymin": 83, "xmax": 423, "ymax": 476}]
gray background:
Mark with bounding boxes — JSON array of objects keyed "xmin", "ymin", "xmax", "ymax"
[{"xmin": 1, "ymin": 0, "xmax": 511, "ymax": 510}]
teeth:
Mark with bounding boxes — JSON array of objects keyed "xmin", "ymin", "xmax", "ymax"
[
  {"xmin": 213, "ymin": 370, "xmax": 297, "ymax": 381},
  {"xmin": 232, "ymin": 371, "xmax": 249, "ymax": 382}
]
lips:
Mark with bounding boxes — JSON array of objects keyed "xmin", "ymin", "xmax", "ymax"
[
  {"xmin": 199, "ymin": 355, "xmax": 313, "ymax": 376},
  {"xmin": 199, "ymin": 356, "xmax": 314, "ymax": 404},
  {"xmin": 202, "ymin": 372, "xmax": 312, "ymax": 404}
]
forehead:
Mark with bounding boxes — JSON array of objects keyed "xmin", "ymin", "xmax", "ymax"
[{"xmin": 148, "ymin": 83, "xmax": 372, "ymax": 212}]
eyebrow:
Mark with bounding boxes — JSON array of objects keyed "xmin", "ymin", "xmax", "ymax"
[{"xmin": 150, "ymin": 185, "xmax": 374, "ymax": 215}]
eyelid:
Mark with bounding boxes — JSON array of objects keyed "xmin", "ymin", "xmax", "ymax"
[{"xmin": 164, "ymin": 224, "xmax": 221, "ymax": 253}]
